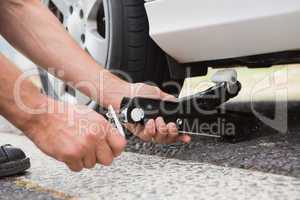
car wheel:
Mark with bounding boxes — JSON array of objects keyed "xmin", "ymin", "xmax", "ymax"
[{"xmin": 39, "ymin": 0, "xmax": 175, "ymax": 108}]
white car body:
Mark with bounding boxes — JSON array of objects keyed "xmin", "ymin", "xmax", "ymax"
[{"xmin": 145, "ymin": 0, "xmax": 300, "ymax": 63}]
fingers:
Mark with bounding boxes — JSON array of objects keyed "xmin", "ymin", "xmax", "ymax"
[
  {"xmin": 166, "ymin": 122, "xmax": 179, "ymax": 143},
  {"xmin": 95, "ymin": 140, "xmax": 114, "ymax": 166},
  {"xmin": 178, "ymin": 134, "xmax": 192, "ymax": 144},
  {"xmin": 105, "ymin": 125, "xmax": 127, "ymax": 157},
  {"xmin": 125, "ymin": 123, "xmax": 143, "ymax": 138},
  {"xmin": 67, "ymin": 161, "xmax": 84, "ymax": 172},
  {"xmin": 65, "ymin": 138, "xmax": 102, "ymax": 170},
  {"xmin": 137, "ymin": 119, "xmax": 156, "ymax": 142},
  {"xmin": 159, "ymin": 91, "xmax": 177, "ymax": 101},
  {"xmin": 127, "ymin": 116, "xmax": 191, "ymax": 145},
  {"xmin": 144, "ymin": 119, "xmax": 156, "ymax": 139},
  {"xmin": 153, "ymin": 118, "xmax": 192, "ymax": 144},
  {"xmin": 125, "ymin": 120, "xmax": 155, "ymax": 142},
  {"xmin": 83, "ymin": 154, "xmax": 97, "ymax": 169},
  {"xmin": 82, "ymin": 146, "xmax": 97, "ymax": 169},
  {"xmin": 154, "ymin": 117, "xmax": 169, "ymax": 144},
  {"xmin": 92, "ymin": 121, "xmax": 126, "ymax": 165},
  {"xmin": 155, "ymin": 118, "xmax": 188, "ymax": 144},
  {"xmin": 69, "ymin": 124, "xmax": 127, "ymax": 169}
]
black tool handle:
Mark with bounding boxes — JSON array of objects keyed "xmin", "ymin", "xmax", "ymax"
[{"xmin": 121, "ymin": 82, "xmax": 241, "ymax": 124}]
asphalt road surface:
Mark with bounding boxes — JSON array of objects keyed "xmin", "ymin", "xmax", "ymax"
[
  {"xmin": 1, "ymin": 133, "xmax": 300, "ymax": 200},
  {"xmin": 1, "ymin": 101, "xmax": 300, "ymax": 200},
  {"xmin": 127, "ymin": 101, "xmax": 300, "ymax": 178}
]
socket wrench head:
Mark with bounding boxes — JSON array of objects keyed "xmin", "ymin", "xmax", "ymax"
[{"xmin": 211, "ymin": 69, "xmax": 239, "ymax": 95}]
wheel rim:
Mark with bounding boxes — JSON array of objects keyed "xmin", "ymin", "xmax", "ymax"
[{"xmin": 41, "ymin": 0, "xmax": 110, "ymax": 106}]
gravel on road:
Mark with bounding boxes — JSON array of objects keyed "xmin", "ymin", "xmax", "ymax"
[{"xmin": 1, "ymin": 133, "xmax": 300, "ymax": 200}]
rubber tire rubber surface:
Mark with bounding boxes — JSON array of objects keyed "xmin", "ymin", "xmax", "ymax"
[{"xmin": 108, "ymin": 0, "xmax": 173, "ymax": 88}]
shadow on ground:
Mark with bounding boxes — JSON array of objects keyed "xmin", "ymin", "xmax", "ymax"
[{"xmin": 125, "ymin": 101, "xmax": 300, "ymax": 178}]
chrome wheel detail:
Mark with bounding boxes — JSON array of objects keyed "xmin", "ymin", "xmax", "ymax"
[
  {"xmin": 49, "ymin": 0, "xmax": 110, "ymax": 66},
  {"xmin": 41, "ymin": 0, "xmax": 110, "ymax": 107}
]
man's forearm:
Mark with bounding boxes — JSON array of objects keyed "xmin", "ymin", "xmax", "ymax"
[
  {"xmin": 0, "ymin": 53, "xmax": 47, "ymax": 135},
  {"xmin": 0, "ymin": 0, "xmax": 131, "ymax": 109}
]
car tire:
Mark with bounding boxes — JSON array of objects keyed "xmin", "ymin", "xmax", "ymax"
[
  {"xmin": 108, "ymin": 0, "xmax": 169, "ymax": 85},
  {"xmin": 39, "ymin": 0, "xmax": 178, "ymax": 106}
]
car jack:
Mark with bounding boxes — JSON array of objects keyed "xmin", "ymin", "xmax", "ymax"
[{"xmin": 107, "ymin": 69, "xmax": 259, "ymax": 142}]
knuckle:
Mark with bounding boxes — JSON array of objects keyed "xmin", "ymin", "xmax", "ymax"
[
  {"xmin": 97, "ymin": 128, "xmax": 109, "ymax": 140},
  {"xmin": 86, "ymin": 132, "xmax": 97, "ymax": 140},
  {"xmin": 63, "ymin": 149, "xmax": 81, "ymax": 161},
  {"xmin": 145, "ymin": 123, "xmax": 154, "ymax": 133},
  {"xmin": 79, "ymin": 143, "xmax": 89, "ymax": 153},
  {"xmin": 96, "ymin": 132, "xmax": 106, "ymax": 142},
  {"xmin": 158, "ymin": 127, "xmax": 168, "ymax": 134}
]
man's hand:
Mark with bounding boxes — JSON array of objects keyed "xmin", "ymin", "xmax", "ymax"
[
  {"xmin": 25, "ymin": 98, "xmax": 126, "ymax": 172},
  {"xmin": 125, "ymin": 83, "xmax": 191, "ymax": 144},
  {"xmin": 0, "ymin": 0, "xmax": 189, "ymax": 146}
]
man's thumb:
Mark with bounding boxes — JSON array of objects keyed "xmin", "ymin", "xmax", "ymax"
[{"xmin": 160, "ymin": 91, "xmax": 177, "ymax": 101}]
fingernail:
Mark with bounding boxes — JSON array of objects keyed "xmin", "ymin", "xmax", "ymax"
[
  {"xmin": 170, "ymin": 123, "xmax": 177, "ymax": 129},
  {"xmin": 149, "ymin": 119, "xmax": 155, "ymax": 126}
]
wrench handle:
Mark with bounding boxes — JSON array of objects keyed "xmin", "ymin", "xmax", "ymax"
[{"xmin": 121, "ymin": 81, "xmax": 241, "ymax": 124}]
